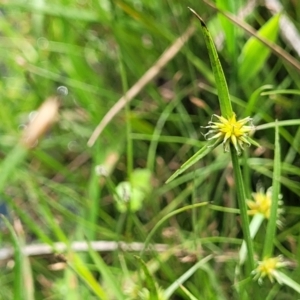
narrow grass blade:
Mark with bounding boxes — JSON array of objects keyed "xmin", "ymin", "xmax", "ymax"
[
  {"xmin": 244, "ymin": 85, "xmax": 273, "ymax": 117},
  {"xmin": 87, "ymin": 242, "xmax": 125, "ymax": 300},
  {"xmin": 141, "ymin": 202, "xmax": 208, "ymax": 258},
  {"xmin": 230, "ymin": 146, "xmax": 255, "ymax": 270},
  {"xmin": 165, "ymin": 142, "xmax": 219, "ymax": 184},
  {"xmin": 135, "ymin": 256, "xmax": 159, "ymax": 300},
  {"xmin": 0, "ymin": 145, "xmax": 28, "ymax": 193},
  {"xmin": 263, "ymin": 120, "xmax": 281, "ymax": 258},
  {"xmin": 1, "ymin": 215, "xmax": 23, "ymax": 300},
  {"xmin": 239, "ymin": 14, "xmax": 280, "ymax": 82},
  {"xmin": 256, "ymin": 119, "xmax": 300, "ymax": 131},
  {"xmin": 164, "ymin": 255, "xmax": 212, "ymax": 298},
  {"xmin": 69, "ymin": 254, "xmax": 108, "ymax": 300},
  {"xmin": 239, "ymin": 214, "xmax": 264, "ymax": 265},
  {"xmin": 179, "ymin": 285, "xmax": 198, "ymax": 300},
  {"xmin": 189, "ymin": 7, "xmax": 233, "ymax": 118},
  {"xmin": 276, "ymin": 271, "xmax": 300, "ymax": 293}
]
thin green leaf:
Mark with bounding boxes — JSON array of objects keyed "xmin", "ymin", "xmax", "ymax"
[
  {"xmin": 69, "ymin": 254, "xmax": 109, "ymax": 300},
  {"xmin": 189, "ymin": 7, "xmax": 233, "ymax": 118},
  {"xmin": 179, "ymin": 285, "xmax": 198, "ymax": 300},
  {"xmin": 244, "ymin": 85, "xmax": 273, "ymax": 117},
  {"xmin": 263, "ymin": 120, "xmax": 281, "ymax": 258},
  {"xmin": 239, "ymin": 14, "xmax": 280, "ymax": 82},
  {"xmin": 239, "ymin": 214, "xmax": 264, "ymax": 265},
  {"xmin": 261, "ymin": 89, "xmax": 300, "ymax": 96},
  {"xmin": 276, "ymin": 271, "xmax": 300, "ymax": 293},
  {"xmin": 256, "ymin": 119, "xmax": 300, "ymax": 131},
  {"xmin": 1, "ymin": 215, "xmax": 23, "ymax": 300},
  {"xmin": 165, "ymin": 142, "xmax": 219, "ymax": 184},
  {"xmin": 247, "ymin": 137, "xmax": 261, "ymax": 148},
  {"xmin": 141, "ymin": 202, "xmax": 208, "ymax": 258},
  {"xmin": 87, "ymin": 242, "xmax": 125, "ymax": 300},
  {"xmin": 230, "ymin": 145, "xmax": 255, "ymax": 270},
  {"xmin": 0, "ymin": 145, "xmax": 28, "ymax": 193},
  {"xmin": 135, "ymin": 256, "xmax": 159, "ymax": 300},
  {"xmin": 164, "ymin": 255, "xmax": 212, "ymax": 298}
]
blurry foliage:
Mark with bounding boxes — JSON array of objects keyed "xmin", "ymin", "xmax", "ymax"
[{"xmin": 0, "ymin": 0, "xmax": 300, "ymax": 299}]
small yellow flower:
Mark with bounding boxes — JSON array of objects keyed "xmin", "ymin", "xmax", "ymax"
[
  {"xmin": 247, "ymin": 187, "xmax": 283, "ymax": 221},
  {"xmin": 203, "ymin": 114, "xmax": 255, "ymax": 155},
  {"xmin": 252, "ymin": 256, "xmax": 288, "ymax": 284}
]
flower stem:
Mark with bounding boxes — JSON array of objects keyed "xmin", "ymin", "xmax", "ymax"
[
  {"xmin": 230, "ymin": 146, "xmax": 255, "ymax": 271},
  {"xmin": 263, "ymin": 121, "xmax": 280, "ymax": 258}
]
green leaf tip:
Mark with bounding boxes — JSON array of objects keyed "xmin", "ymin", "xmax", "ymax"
[
  {"xmin": 188, "ymin": 7, "xmax": 233, "ymax": 119},
  {"xmin": 188, "ymin": 7, "xmax": 206, "ymax": 27}
]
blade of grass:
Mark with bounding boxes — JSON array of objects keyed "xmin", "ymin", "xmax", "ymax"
[
  {"xmin": 256, "ymin": 119, "xmax": 300, "ymax": 130},
  {"xmin": 1, "ymin": 215, "xmax": 23, "ymax": 300},
  {"xmin": 165, "ymin": 142, "xmax": 219, "ymax": 184},
  {"xmin": 239, "ymin": 214, "xmax": 264, "ymax": 265},
  {"xmin": 188, "ymin": 7, "xmax": 233, "ymax": 118},
  {"xmin": 87, "ymin": 242, "xmax": 125, "ymax": 300},
  {"xmin": 141, "ymin": 202, "xmax": 208, "ymax": 258},
  {"xmin": 243, "ymin": 85, "xmax": 273, "ymax": 117},
  {"xmin": 0, "ymin": 145, "xmax": 28, "ymax": 193},
  {"xmin": 275, "ymin": 271, "xmax": 300, "ymax": 293},
  {"xmin": 164, "ymin": 255, "xmax": 213, "ymax": 298},
  {"xmin": 179, "ymin": 285, "xmax": 198, "ymax": 300},
  {"xmin": 263, "ymin": 120, "xmax": 281, "ymax": 258},
  {"xmin": 68, "ymin": 254, "xmax": 109, "ymax": 300},
  {"xmin": 135, "ymin": 256, "xmax": 159, "ymax": 300},
  {"xmin": 230, "ymin": 146, "xmax": 255, "ymax": 271}
]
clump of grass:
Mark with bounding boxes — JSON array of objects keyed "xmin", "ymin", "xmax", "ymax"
[{"xmin": 1, "ymin": 1, "xmax": 300, "ymax": 299}]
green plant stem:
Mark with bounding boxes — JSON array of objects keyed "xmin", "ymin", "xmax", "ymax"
[
  {"xmin": 230, "ymin": 146, "xmax": 255, "ymax": 271},
  {"xmin": 118, "ymin": 47, "xmax": 133, "ymax": 176},
  {"xmin": 263, "ymin": 120, "xmax": 280, "ymax": 258}
]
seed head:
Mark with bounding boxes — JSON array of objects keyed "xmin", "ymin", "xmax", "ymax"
[{"xmin": 203, "ymin": 114, "xmax": 256, "ymax": 155}]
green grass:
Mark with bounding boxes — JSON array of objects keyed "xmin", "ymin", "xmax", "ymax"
[{"xmin": 1, "ymin": 0, "xmax": 300, "ymax": 299}]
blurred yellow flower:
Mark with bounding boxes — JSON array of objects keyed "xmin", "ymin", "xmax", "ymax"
[
  {"xmin": 203, "ymin": 114, "xmax": 255, "ymax": 155},
  {"xmin": 247, "ymin": 187, "xmax": 283, "ymax": 221},
  {"xmin": 252, "ymin": 256, "xmax": 288, "ymax": 284}
]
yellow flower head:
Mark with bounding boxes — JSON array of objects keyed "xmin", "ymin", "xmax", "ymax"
[
  {"xmin": 203, "ymin": 114, "xmax": 255, "ymax": 155},
  {"xmin": 247, "ymin": 187, "xmax": 283, "ymax": 221},
  {"xmin": 252, "ymin": 256, "xmax": 288, "ymax": 284}
]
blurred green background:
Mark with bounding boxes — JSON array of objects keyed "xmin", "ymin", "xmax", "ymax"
[{"xmin": 1, "ymin": 0, "xmax": 300, "ymax": 299}]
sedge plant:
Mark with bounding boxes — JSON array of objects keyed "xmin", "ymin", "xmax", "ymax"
[
  {"xmin": 166, "ymin": 7, "xmax": 300, "ymax": 294},
  {"xmin": 167, "ymin": 7, "xmax": 257, "ymax": 272}
]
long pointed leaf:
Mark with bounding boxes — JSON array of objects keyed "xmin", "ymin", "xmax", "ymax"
[
  {"xmin": 164, "ymin": 255, "xmax": 212, "ymax": 298},
  {"xmin": 1, "ymin": 216, "xmax": 24, "ymax": 300},
  {"xmin": 166, "ymin": 142, "xmax": 218, "ymax": 184},
  {"xmin": 189, "ymin": 7, "xmax": 233, "ymax": 118},
  {"xmin": 263, "ymin": 120, "xmax": 281, "ymax": 258},
  {"xmin": 135, "ymin": 256, "xmax": 159, "ymax": 300}
]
